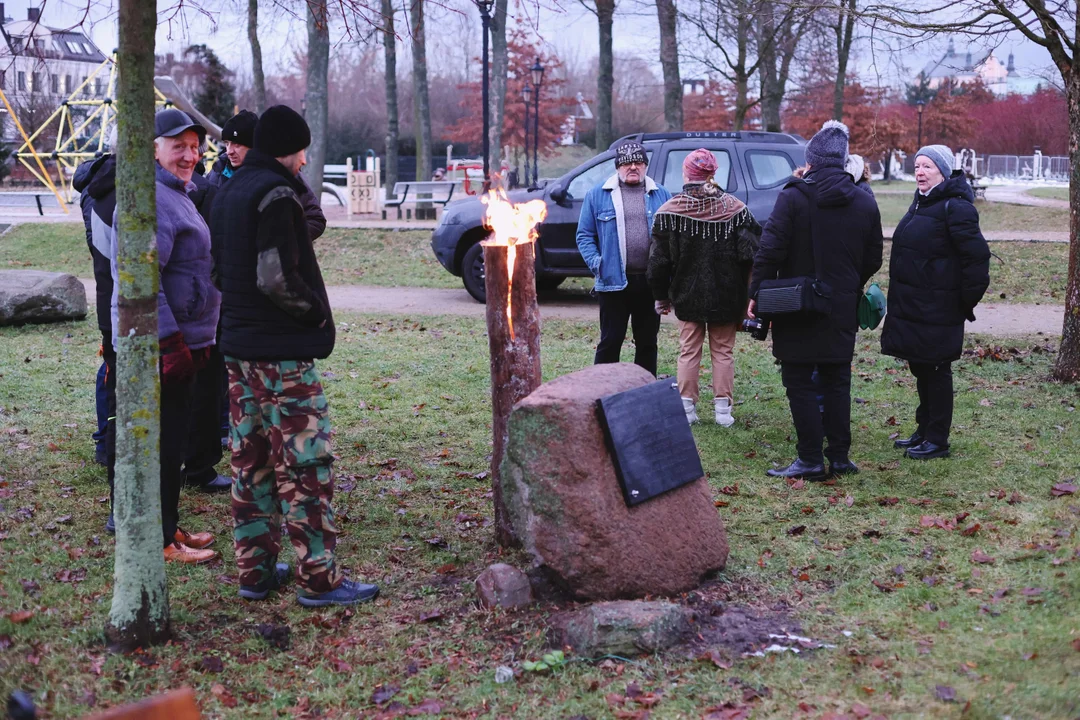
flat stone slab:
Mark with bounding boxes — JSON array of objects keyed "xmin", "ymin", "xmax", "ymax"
[
  {"xmin": 0, "ymin": 270, "xmax": 87, "ymax": 326},
  {"xmin": 549, "ymin": 601, "xmax": 691, "ymax": 657}
]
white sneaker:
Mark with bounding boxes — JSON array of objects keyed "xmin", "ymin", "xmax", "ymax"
[
  {"xmin": 681, "ymin": 397, "xmax": 699, "ymax": 424},
  {"xmin": 714, "ymin": 397, "xmax": 735, "ymax": 427}
]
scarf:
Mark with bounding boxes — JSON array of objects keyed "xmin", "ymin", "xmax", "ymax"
[{"xmin": 653, "ymin": 182, "xmax": 751, "ymax": 242}]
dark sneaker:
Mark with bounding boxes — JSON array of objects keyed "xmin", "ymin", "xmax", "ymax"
[
  {"xmin": 894, "ymin": 431, "xmax": 925, "ymax": 449},
  {"xmin": 239, "ymin": 563, "xmax": 292, "ymax": 600},
  {"xmin": 297, "ymin": 579, "xmax": 380, "ymax": 608},
  {"xmin": 766, "ymin": 458, "xmax": 828, "ymax": 481},
  {"xmin": 105, "ymin": 512, "xmax": 115, "ymax": 535},
  {"xmin": 905, "ymin": 441, "xmax": 950, "ymax": 460},
  {"xmin": 187, "ymin": 474, "xmax": 231, "ymax": 493}
]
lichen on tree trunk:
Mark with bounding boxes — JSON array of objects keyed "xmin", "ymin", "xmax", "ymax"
[
  {"xmin": 484, "ymin": 242, "xmax": 541, "ymax": 547},
  {"xmin": 410, "ymin": 0, "xmax": 433, "ymax": 184},
  {"xmin": 105, "ymin": 0, "xmax": 170, "ymax": 652},
  {"xmin": 382, "ymin": 0, "xmax": 399, "ymax": 199}
]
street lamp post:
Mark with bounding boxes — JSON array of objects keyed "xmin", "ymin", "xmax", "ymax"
[
  {"xmin": 530, "ymin": 58, "xmax": 544, "ymax": 186},
  {"xmin": 522, "ymin": 84, "xmax": 532, "ymax": 189},
  {"xmin": 475, "ymin": 0, "xmax": 495, "ymax": 189},
  {"xmin": 916, "ymin": 100, "xmax": 925, "ymax": 150}
]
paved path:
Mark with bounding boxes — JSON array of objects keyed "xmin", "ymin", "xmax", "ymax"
[
  {"xmin": 76, "ymin": 278, "xmax": 1066, "ymax": 337},
  {"xmin": 985, "ymin": 185, "xmax": 1069, "ymax": 209}
]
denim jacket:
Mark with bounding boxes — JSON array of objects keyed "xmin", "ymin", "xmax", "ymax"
[{"xmin": 575, "ymin": 173, "xmax": 671, "ymax": 292}]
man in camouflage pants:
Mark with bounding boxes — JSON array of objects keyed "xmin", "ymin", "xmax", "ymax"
[{"xmin": 211, "ymin": 105, "xmax": 379, "ymax": 607}]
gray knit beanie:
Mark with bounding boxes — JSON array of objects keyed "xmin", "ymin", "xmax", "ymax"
[
  {"xmin": 805, "ymin": 120, "xmax": 849, "ymax": 169},
  {"xmin": 915, "ymin": 145, "xmax": 954, "ymax": 177}
]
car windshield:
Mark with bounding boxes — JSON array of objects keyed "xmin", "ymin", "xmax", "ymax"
[{"xmin": 565, "ymin": 150, "xmax": 654, "ymax": 200}]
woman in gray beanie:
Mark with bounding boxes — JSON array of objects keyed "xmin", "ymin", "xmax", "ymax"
[{"xmin": 880, "ymin": 145, "xmax": 990, "ymax": 460}]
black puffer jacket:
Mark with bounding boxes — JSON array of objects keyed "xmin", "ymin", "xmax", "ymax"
[
  {"xmin": 73, "ymin": 155, "xmax": 116, "ymax": 338},
  {"xmin": 880, "ymin": 171, "xmax": 990, "ymax": 364},
  {"xmin": 749, "ymin": 165, "xmax": 884, "ymax": 364}
]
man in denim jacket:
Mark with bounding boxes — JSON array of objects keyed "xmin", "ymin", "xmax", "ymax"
[{"xmin": 575, "ymin": 141, "xmax": 672, "ymax": 375}]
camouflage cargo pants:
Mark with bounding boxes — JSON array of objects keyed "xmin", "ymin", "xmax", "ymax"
[{"xmin": 225, "ymin": 358, "xmax": 341, "ymax": 595}]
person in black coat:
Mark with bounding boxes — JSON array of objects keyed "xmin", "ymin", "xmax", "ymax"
[
  {"xmin": 748, "ymin": 120, "xmax": 884, "ymax": 480},
  {"xmin": 881, "ymin": 145, "xmax": 990, "ymax": 460}
]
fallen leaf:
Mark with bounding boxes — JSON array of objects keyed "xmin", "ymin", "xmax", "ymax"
[
  {"xmin": 418, "ymin": 609, "xmax": 443, "ymax": 623},
  {"xmin": 971, "ymin": 549, "xmax": 996, "ymax": 564},
  {"xmin": 720, "ymin": 484, "xmax": 739, "ymax": 496},
  {"xmin": 845, "ymin": 495, "xmax": 855, "ymax": 507},
  {"xmin": 199, "ymin": 655, "xmax": 224, "ymax": 673},
  {"xmin": 1022, "ymin": 652, "xmax": 1038, "ymax": 660},
  {"xmin": 698, "ymin": 649, "xmax": 731, "ymax": 669},
  {"xmin": 5, "ymin": 611, "xmax": 33, "ymax": 624},
  {"xmin": 371, "ymin": 684, "xmax": 399, "ymax": 705},
  {"xmin": 960, "ymin": 523, "xmax": 981, "ymax": 537},
  {"xmin": 935, "ymin": 685, "xmax": 957, "ymax": 702},
  {"xmin": 1051, "ymin": 482, "xmax": 1077, "ymax": 497},
  {"xmin": 1072, "ymin": 638, "xmax": 1080, "ymax": 652},
  {"xmin": 786, "ymin": 525, "xmax": 806, "ymax": 536}
]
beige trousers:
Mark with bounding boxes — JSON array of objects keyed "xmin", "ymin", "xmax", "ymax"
[{"xmin": 677, "ymin": 320, "xmax": 738, "ymax": 403}]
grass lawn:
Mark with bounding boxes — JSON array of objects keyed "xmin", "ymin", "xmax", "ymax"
[
  {"xmin": 871, "ymin": 240, "xmax": 1070, "ymax": 305},
  {"xmin": 1026, "ymin": 187, "xmax": 1070, "ymax": 202},
  {"xmin": 875, "ymin": 195, "xmax": 1069, "ymax": 233},
  {"xmin": 1, "ymin": 314, "xmax": 1079, "ymax": 718}
]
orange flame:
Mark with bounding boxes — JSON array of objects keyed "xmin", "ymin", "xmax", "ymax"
[{"xmin": 480, "ymin": 187, "xmax": 548, "ymax": 339}]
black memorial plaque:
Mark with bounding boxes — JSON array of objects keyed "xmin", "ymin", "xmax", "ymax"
[{"xmin": 596, "ymin": 379, "xmax": 705, "ymax": 507}]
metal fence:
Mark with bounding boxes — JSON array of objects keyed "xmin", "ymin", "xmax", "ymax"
[{"xmin": 983, "ymin": 154, "xmax": 1069, "ymax": 181}]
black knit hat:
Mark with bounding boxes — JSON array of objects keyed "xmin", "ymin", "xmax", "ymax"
[
  {"xmin": 614, "ymin": 140, "xmax": 648, "ymax": 167},
  {"xmin": 221, "ymin": 110, "xmax": 258, "ymax": 148},
  {"xmin": 253, "ymin": 105, "xmax": 311, "ymax": 157}
]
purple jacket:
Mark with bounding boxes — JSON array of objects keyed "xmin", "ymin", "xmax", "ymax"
[{"xmin": 111, "ymin": 164, "xmax": 221, "ymax": 349}]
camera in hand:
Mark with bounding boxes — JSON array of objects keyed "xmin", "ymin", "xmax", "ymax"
[{"xmin": 740, "ymin": 318, "xmax": 769, "ymax": 341}]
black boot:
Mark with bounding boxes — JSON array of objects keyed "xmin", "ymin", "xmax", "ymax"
[
  {"xmin": 829, "ymin": 459, "xmax": 859, "ymax": 476},
  {"xmin": 894, "ymin": 431, "xmax": 924, "ymax": 449},
  {"xmin": 766, "ymin": 458, "xmax": 827, "ymax": 481},
  {"xmin": 905, "ymin": 441, "xmax": 950, "ymax": 460}
]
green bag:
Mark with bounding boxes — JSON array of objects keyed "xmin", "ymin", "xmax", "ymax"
[{"xmin": 858, "ymin": 282, "xmax": 886, "ymax": 330}]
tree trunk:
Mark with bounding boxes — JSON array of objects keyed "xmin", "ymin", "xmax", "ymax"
[
  {"xmin": 656, "ymin": 0, "xmax": 682, "ymax": 131},
  {"xmin": 832, "ymin": 0, "xmax": 855, "ymax": 121},
  {"xmin": 488, "ymin": 0, "xmax": 510, "ymax": 181},
  {"xmin": 411, "ymin": 0, "xmax": 432, "ymax": 183},
  {"xmin": 105, "ymin": 0, "xmax": 170, "ymax": 652},
  {"xmin": 757, "ymin": 3, "xmax": 781, "ymax": 132},
  {"xmin": 595, "ymin": 0, "xmax": 616, "ymax": 150},
  {"xmin": 382, "ymin": 0, "xmax": 399, "ymax": 199},
  {"xmin": 1054, "ymin": 76, "xmax": 1080, "ymax": 381},
  {"xmin": 484, "ymin": 241, "xmax": 541, "ymax": 547},
  {"xmin": 248, "ymin": 0, "xmax": 266, "ymax": 114},
  {"xmin": 733, "ymin": 74, "xmax": 750, "ymax": 131},
  {"xmin": 306, "ymin": 1, "xmax": 330, "ymax": 194}
]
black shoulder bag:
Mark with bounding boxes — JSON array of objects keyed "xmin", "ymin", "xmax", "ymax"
[{"xmin": 754, "ymin": 183, "xmax": 833, "ymax": 319}]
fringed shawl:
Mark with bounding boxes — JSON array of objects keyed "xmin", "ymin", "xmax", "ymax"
[{"xmin": 653, "ymin": 182, "xmax": 752, "ymax": 243}]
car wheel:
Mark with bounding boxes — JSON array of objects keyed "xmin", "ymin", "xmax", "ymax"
[
  {"xmin": 536, "ymin": 276, "xmax": 565, "ymax": 291},
  {"xmin": 462, "ymin": 242, "xmax": 487, "ymax": 303}
]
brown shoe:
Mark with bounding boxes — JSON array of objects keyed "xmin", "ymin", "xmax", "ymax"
[
  {"xmin": 174, "ymin": 527, "xmax": 214, "ymax": 549},
  {"xmin": 164, "ymin": 541, "xmax": 218, "ymax": 565}
]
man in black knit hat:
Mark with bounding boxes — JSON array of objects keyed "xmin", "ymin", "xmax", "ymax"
[
  {"xmin": 211, "ymin": 105, "xmax": 379, "ymax": 607},
  {"xmin": 208, "ymin": 109, "xmax": 326, "ymax": 241}
]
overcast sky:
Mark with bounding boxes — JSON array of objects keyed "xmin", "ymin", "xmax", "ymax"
[{"xmin": 12, "ymin": 0, "xmax": 1062, "ymax": 94}]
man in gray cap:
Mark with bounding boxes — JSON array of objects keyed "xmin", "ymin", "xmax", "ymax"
[
  {"xmin": 575, "ymin": 140, "xmax": 671, "ymax": 375},
  {"xmin": 106, "ymin": 108, "xmax": 221, "ymax": 563}
]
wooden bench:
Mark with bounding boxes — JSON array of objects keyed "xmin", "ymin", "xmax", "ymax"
[
  {"xmin": 0, "ymin": 192, "xmax": 61, "ymax": 215},
  {"xmin": 383, "ymin": 181, "xmax": 457, "ymax": 221}
]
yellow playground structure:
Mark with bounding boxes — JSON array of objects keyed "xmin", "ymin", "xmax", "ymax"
[{"xmin": 0, "ymin": 53, "xmax": 222, "ymax": 212}]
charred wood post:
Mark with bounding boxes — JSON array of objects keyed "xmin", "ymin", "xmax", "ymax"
[{"xmin": 484, "ymin": 240, "xmax": 541, "ymax": 547}]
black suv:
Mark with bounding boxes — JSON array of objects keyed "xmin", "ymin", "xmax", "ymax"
[{"xmin": 430, "ymin": 131, "xmax": 806, "ymax": 302}]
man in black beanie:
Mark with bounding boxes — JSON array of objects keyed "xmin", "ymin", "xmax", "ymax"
[
  {"xmin": 211, "ymin": 104, "xmax": 379, "ymax": 608},
  {"xmin": 208, "ymin": 109, "xmax": 325, "ymax": 241}
]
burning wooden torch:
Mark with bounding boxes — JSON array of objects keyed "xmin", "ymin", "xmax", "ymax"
[{"xmin": 482, "ymin": 188, "xmax": 547, "ymax": 547}]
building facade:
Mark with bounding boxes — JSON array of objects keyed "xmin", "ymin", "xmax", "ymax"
[{"xmin": 919, "ymin": 39, "xmax": 1042, "ymax": 97}]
